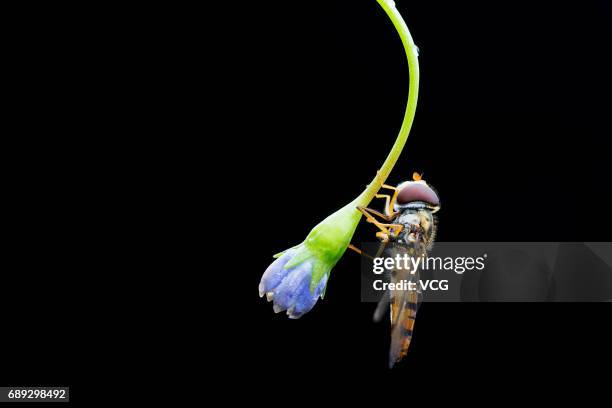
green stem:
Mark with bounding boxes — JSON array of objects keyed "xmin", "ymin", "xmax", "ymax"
[{"xmin": 355, "ymin": 0, "xmax": 420, "ymax": 207}]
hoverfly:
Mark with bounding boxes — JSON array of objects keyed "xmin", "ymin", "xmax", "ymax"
[{"xmin": 350, "ymin": 172, "xmax": 440, "ymax": 367}]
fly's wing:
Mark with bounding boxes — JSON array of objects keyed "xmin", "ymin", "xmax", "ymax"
[
  {"xmin": 372, "ymin": 241, "xmax": 391, "ymax": 322},
  {"xmin": 387, "ymin": 244, "xmax": 422, "ymax": 368}
]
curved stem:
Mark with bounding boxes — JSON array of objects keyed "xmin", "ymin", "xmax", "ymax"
[{"xmin": 355, "ymin": 0, "xmax": 420, "ymax": 207}]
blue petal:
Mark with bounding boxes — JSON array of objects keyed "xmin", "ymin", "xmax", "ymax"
[
  {"xmin": 259, "ymin": 249, "xmax": 296, "ymax": 296},
  {"xmin": 272, "ymin": 261, "xmax": 312, "ymax": 313},
  {"xmin": 289, "ymin": 273, "xmax": 328, "ymax": 319}
]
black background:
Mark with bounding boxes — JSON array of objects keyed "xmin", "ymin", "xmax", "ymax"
[
  {"xmin": 1, "ymin": 0, "xmax": 611, "ymax": 396},
  {"xmin": 239, "ymin": 0, "xmax": 612, "ymax": 378}
]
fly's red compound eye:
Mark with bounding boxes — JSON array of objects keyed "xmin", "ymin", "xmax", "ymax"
[{"xmin": 396, "ymin": 182, "xmax": 440, "ymax": 206}]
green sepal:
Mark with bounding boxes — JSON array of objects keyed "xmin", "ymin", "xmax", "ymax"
[
  {"xmin": 310, "ymin": 262, "xmax": 332, "ymax": 292},
  {"xmin": 320, "ymin": 274, "xmax": 329, "ymax": 299},
  {"xmin": 272, "ymin": 198, "xmax": 363, "ymax": 297},
  {"xmin": 283, "ymin": 246, "xmax": 310, "ymax": 269},
  {"xmin": 273, "ymin": 243, "xmax": 302, "ymax": 259}
]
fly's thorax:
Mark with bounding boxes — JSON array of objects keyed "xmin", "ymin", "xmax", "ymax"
[
  {"xmin": 396, "ymin": 209, "xmax": 421, "ymax": 228},
  {"xmin": 395, "ymin": 206, "xmax": 436, "ymax": 248}
]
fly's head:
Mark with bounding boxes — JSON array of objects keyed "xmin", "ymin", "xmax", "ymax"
[{"xmin": 394, "ymin": 173, "xmax": 440, "ymax": 248}]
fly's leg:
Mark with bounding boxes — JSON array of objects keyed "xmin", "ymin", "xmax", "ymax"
[
  {"xmin": 375, "ymin": 194, "xmax": 392, "ymax": 217},
  {"xmin": 348, "ymin": 244, "xmax": 362, "ymax": 255},
  {"xmin": 375, "ymin": 194, "xmax": 400, "ymax": 219},
  {"xmin": 376, "ymin": 231, "xmax": 390, "ymax": 242},
  {"xmin": 379, "ymin": 184, "xmax": 399, "ymax": 216},
  {"xmin": 380, "ymin": 223, "xmax": 404, "ymax": 238},
  {"xmin": 348, "ymin": 186, "xmax": 400, "ymax": 256},
  {"xmin": 375, "ymin": 193, "xmax": 390, "ymax": 205},
  {"xmin": 374, "ymin": 241, "xmax": 388, "ymax": 257},
  {"xmin": 347, "ymin": 244, "xmax": 376, "ymax": 260},
  {"xmin": 357, "ymin": 206, "xmax": 404, "ymax": 239},
  {"xmin": 358, "ymin": 205, "xmax": 398, "ymax": 223}
]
